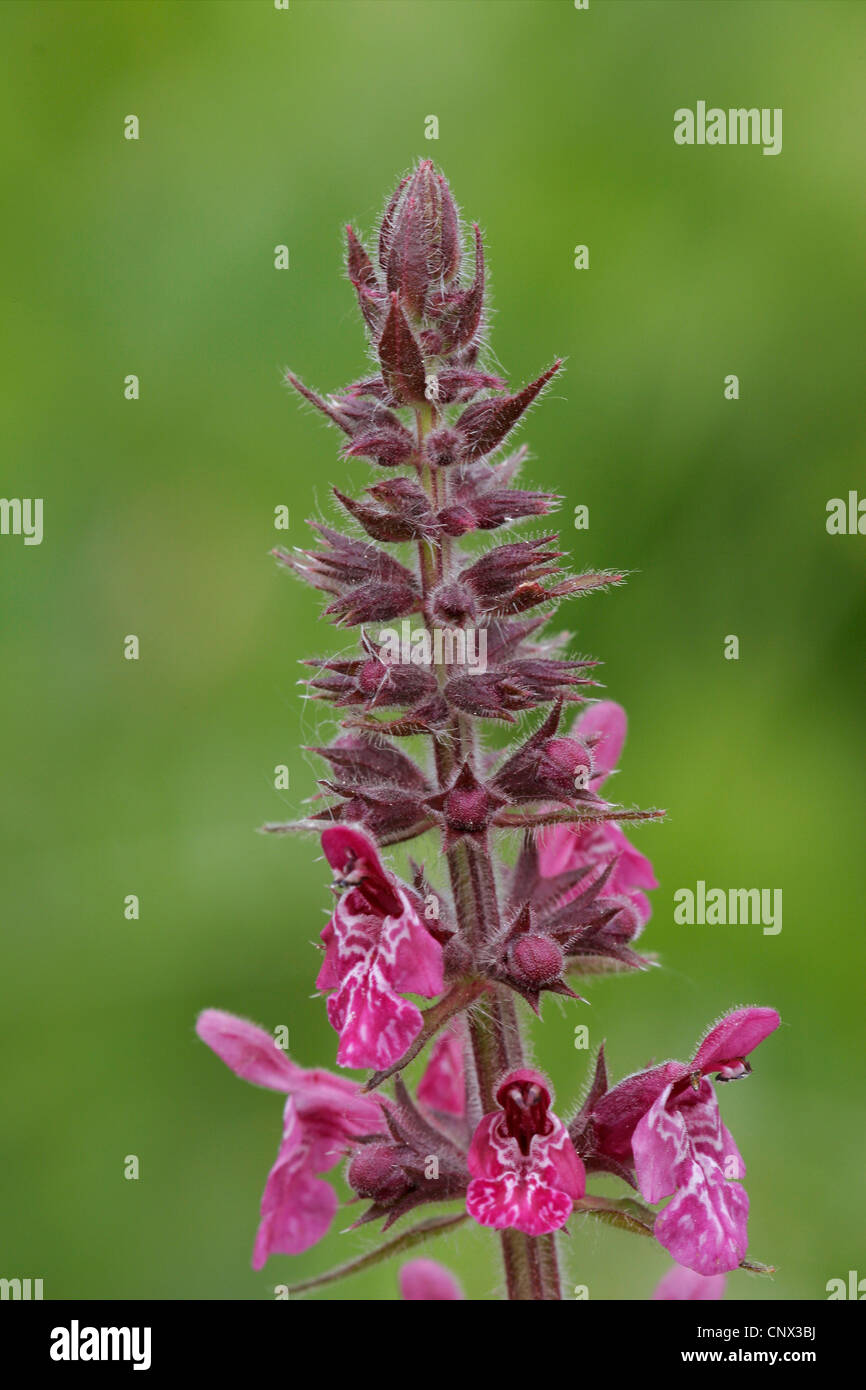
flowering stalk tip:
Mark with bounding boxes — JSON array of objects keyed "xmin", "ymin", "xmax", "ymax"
[{"xmin": 195, "ymin": 163, "xmax": 779, "ymax": 1300}]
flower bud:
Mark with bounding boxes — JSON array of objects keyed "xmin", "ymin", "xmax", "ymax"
[
  {"xmin": 333, "ymin": 486, "xmax": 433, "ymax": 543},
  {"xmin": 437, "ymin": 503, "xmax": 477, "ymax": 537},
  {"xmin": 427, "ymin": 580, "xmax": 477, "ymax": 626},
  {"xmin": 426, "ymin": 426, "xmax": 463, "ymax": 469},
  {"xmin": 444, "ymin": 783, "xmax": 490, "ymax": 833},
  {"xmin": 379, "ymin": 161, "xmax": 461, "ymax": 316},
  {"xmin": 538, "ymin": 736, "xmax": 594, "ymax": 793},
  {"xmin": 455, "ymin": 361, "xmax": 562, "ymax": 461},
  {"xmin": 426, "ymin": 762, "xmax": 504, "ymax": 841},
  {"xmin": 343, "ymin": 426, "xmax": 415, "ymax": 468},
  {"xmin": 348, "ymin": 1144, "xmax": 412, "ymax": 1204},
  {"xmin": 377, "ymin": 295, "xmax": 427, "ymax": 404},
  {"xmin": 509, "ymin": 935, "xmax": 565, "ymax": 988}
]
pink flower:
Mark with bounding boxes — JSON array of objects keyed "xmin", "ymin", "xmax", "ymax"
[
  {"xmin": 467, "ymin": 1069, "xmax": 585, "ymax": 1236},
  {"xmin": 591, "ymin": 1007, "xmax": 780, "ymax": 1275},
  {"xmin": 317, "ymin": 826, "xmax": 444, "ymax": 1070},
  {"xmin": 196, "ymin": 1009, "xmax": 383, "ymax": 1266},
  {"xmin": 400, "ymin": 1258, "xmax": 464, "ymax": 1301},
  {"xmin": 538, "ymin": 702, "xmax": 657, "ymax": 925},
  {"xmin": 653, "ymin": 1262, "xmax": 726, "ymax": 1301},
  {"xmin": 417, "ymin": 1024, "xmax": 465, "ymax": 1116}
]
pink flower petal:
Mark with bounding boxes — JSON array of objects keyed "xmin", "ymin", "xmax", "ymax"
[
  {"xmin": 400, "ymin": 1258, "xmax": 464, "ymax": 1300},
  {"xmin": 592, "ymin": 1061, "xmax": 687, "ymax": 1162},
  {"xmin": 197, "ymin": 1011, "xmax": 384, "ymax": 1266},
  {"xmin": 315, "ymin": 917, "xmax": 342, "ymax": 991},
  {"xmin": 467, "ymin": 1173, "xmax": 574, "ymax": 1236},
  {"xmin": 537, "ymin": 819, "xmax": 658, "ymax": 930},
  {"xmin": 418, "ymin": 1027, "xmax": 465, "ymax": 1116},
  {"xmin": 252, "ymin": 1165, "xmax": 338, "ymax": 1267},
  {"xmin": 385, "ymin": 892, "xmax": 444, "ymax": 997},
  {"xmin": 320, "ymin": 881, "xmax": 442, "ymax": 1068},
  {"xmin": 693, "ymin": 1007, "xmax": 781, "ymax": 1075},
  {"xmin": 575, "ymin": 700, "xmax": 627, "ymax": 785},
  {"xmin": 679, "ymin": 1081, "xmax": 746, "ymax": 1181},
  {"xmin": 602, "ymin": 822, "xmax": 659, "ymax": 894},
  {"xmin": 320, "ymin": 825, "xmax": 402, "ymax": 916},
  {"xmin": 633, "ymin": 1078, "xmax": 751, "ymax": 1276},
  {"xmin": 654, "ymin": 1159, "xmax": 749, "ymax": 1276},
  {"xmin": 633, "ymin": 1082, "xmax": 689, "ymax": 1204},
  {"xmin": 653, "ymin": 1262, "xmax": 726, "ymax": 1301},
  {"xmin": 321, "ymin": 824, "xmax": 385, "ymax": 879},
  {"xmin": 196, "ymin": 1010, "xmax": 302, "ymax": 1091},
  {"xmin": 327, "ymin": 957, "xmax": 424, "ymax": 1070},
  {"xmin": 291, "ymin": 1094, "xmax": 382, "ymax": 1174},
  {"xmin": 467, "ymin": 1112, "xmax": 507, "ymax": 1180},
  {"xmin": 251, "ymin": 1104, "xmax": 339, "ymax": 1266},
  {"xmin": 539, "ymin": 1126, "xmax": 587, "ymax": 1202},
  {"xmin": 466, "ymin": 1106, "xmax": 584, "ymax": 1236},
  {"xmin": 536, "ymin": 822, "xmax": 578, "ymax": 878}
]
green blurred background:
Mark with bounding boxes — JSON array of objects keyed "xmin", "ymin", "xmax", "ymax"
[{"xmin": 1, "ymin": 0, "xmax": 864, "ymax": 1301}]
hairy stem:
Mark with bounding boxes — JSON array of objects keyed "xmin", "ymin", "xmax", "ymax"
[
  {"xmin": 538, "ymin": 1232, "xmax": 563, "ymax": 1301},
  {"xmin": 461, "ymin": 883, "xmax": 559, "ymax": 1300},
  {"xmin": 282, "ymin": 1213, "xmax": 469, "ymax": 1296},
  {"xmin": 414, "ymin": 404, "xmax": 562, "ymax": 1302}
]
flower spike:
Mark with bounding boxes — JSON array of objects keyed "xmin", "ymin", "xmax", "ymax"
[{"xmin": 193, "ymin": 162, "xmax": 779, "ymax": 1302}]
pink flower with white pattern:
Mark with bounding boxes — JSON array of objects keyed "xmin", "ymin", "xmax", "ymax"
[
  {"xmin": 538, "ymin": 702, "xmax": 657, "ymax": 927},
  {"xmin": 400, "ymin": 1258, "xmax": 464, "ymax": 1300},
  {"xmin": 467, "ymin": 1069, "xmax": 585, "ymax": 1236},
  {"xmin": 317, "ymin": 826, "xmax": 444, "ymax": 1070},
  {"xmin": 196, "ymin": 1009, "xmax": 383, "ymax": 1267},
  {"xmin": 591, "ymin": 1007, "xmax": 780, "ymax": 1276}
]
